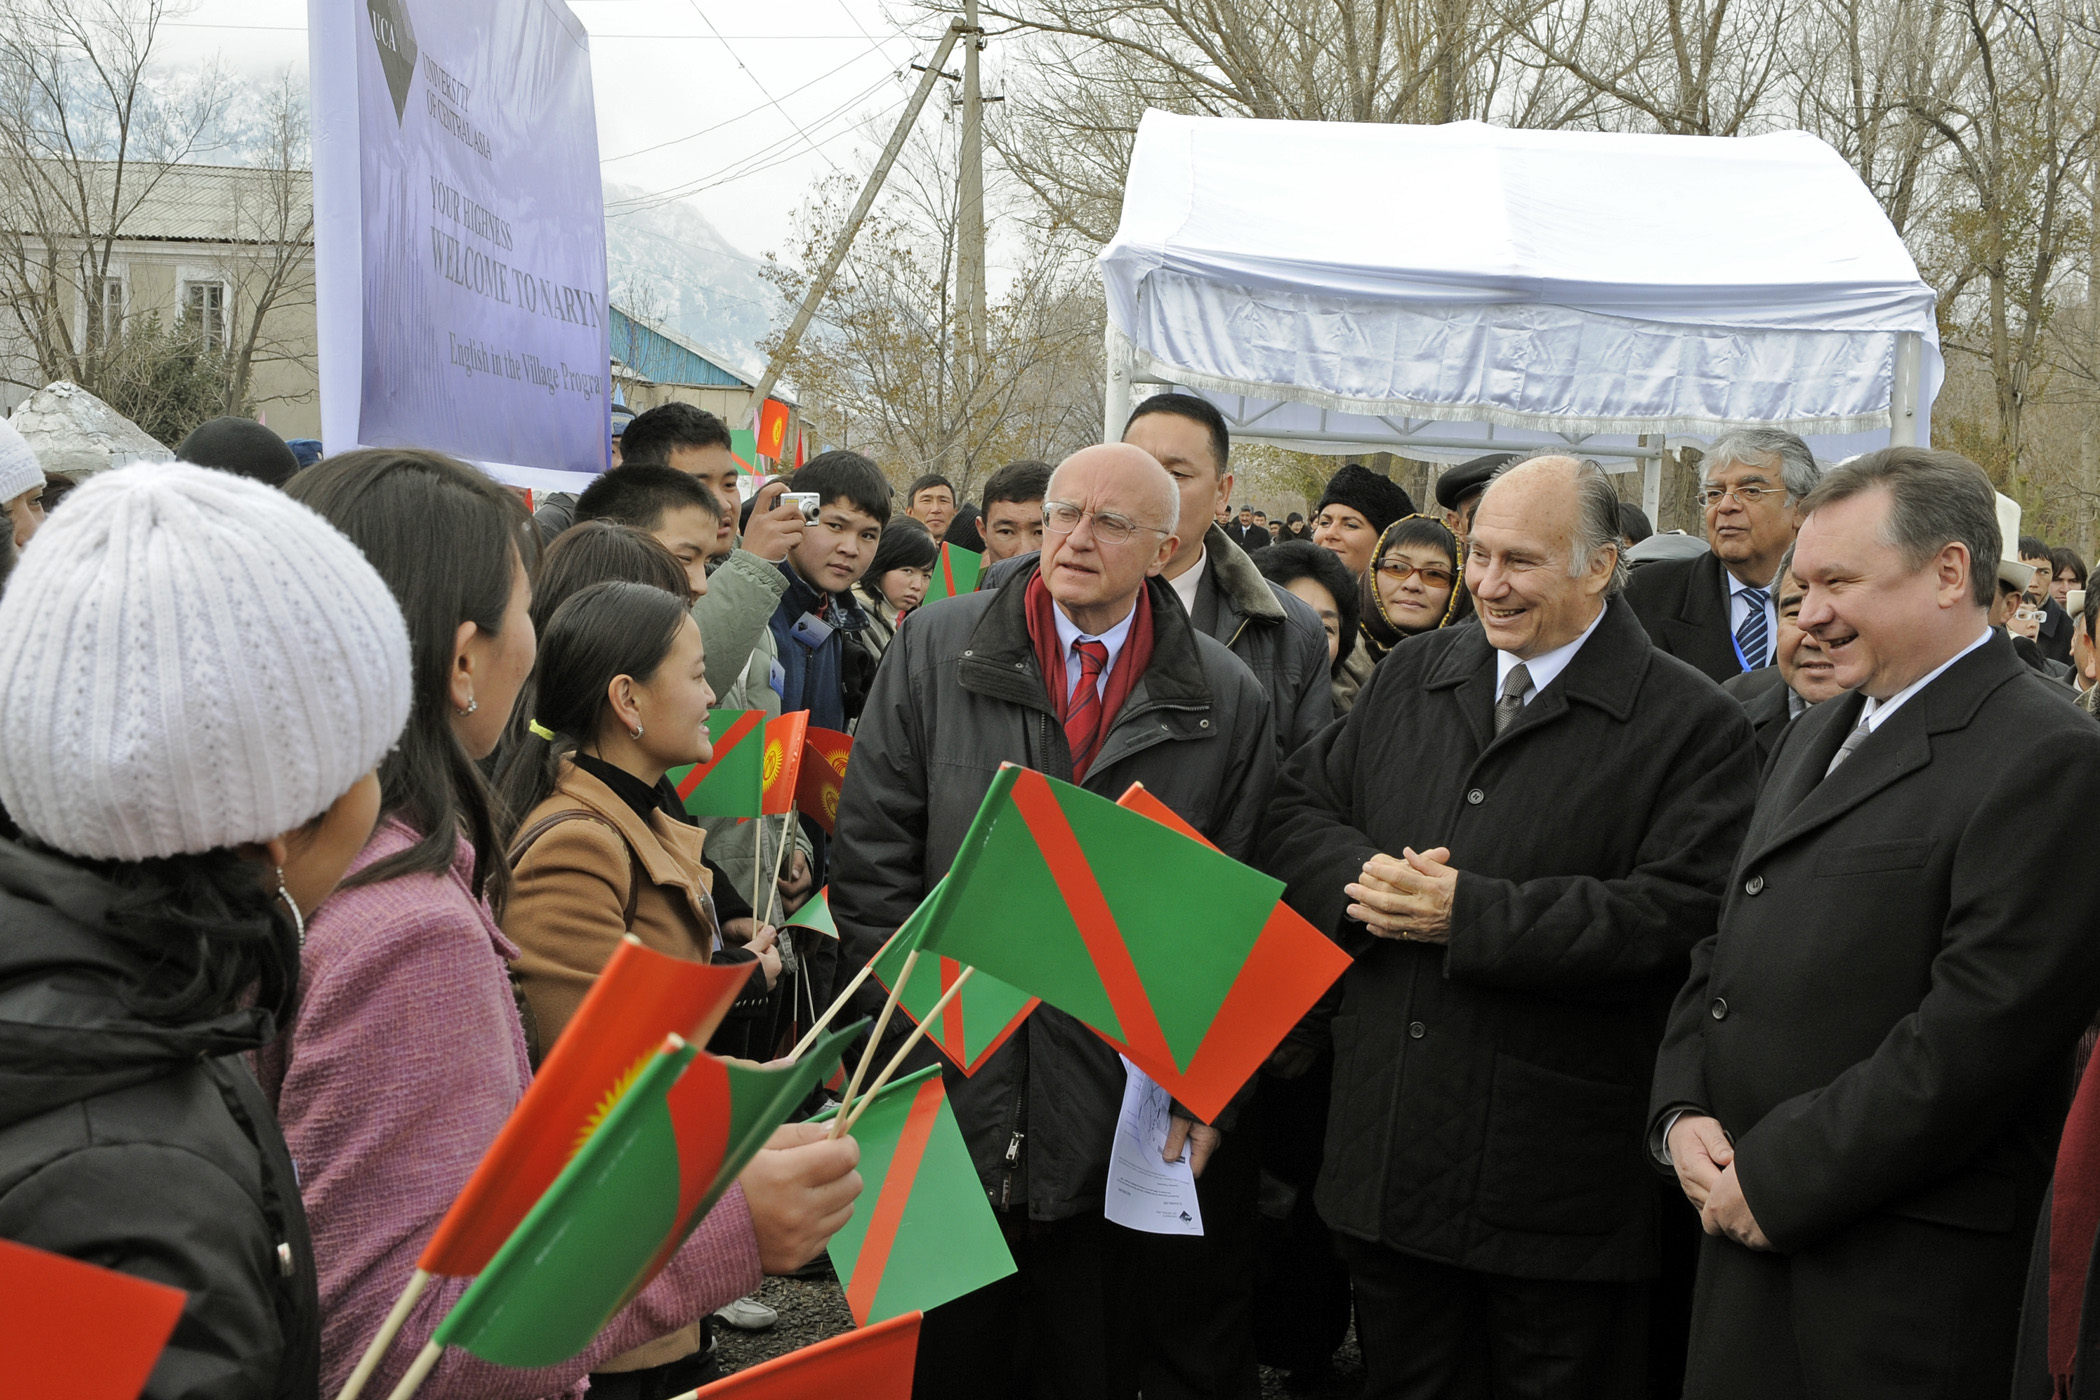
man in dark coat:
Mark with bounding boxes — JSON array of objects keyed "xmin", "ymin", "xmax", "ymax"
[
  {"xmin": 832, "ymin": 443, "xmax": 1276, "ymax": 1400},
  {"xmin": 1626, "ymin": 429, "xmax": 1820, "ymax": 685},
  {"xmin": 1123, "ymin": 392, "xmax": 1333, "ymax": 756},
  {"xmin": 1719, "ymin": 557, "xmax": 1846, "ymax": 768},
  {"xmin": 1268, "ymin": 456, "xmax": 1759, "ymax": 1398},
  {"xmin": 1650, "ymin": 446, "xmax": 2100, "ymax": 1400}
]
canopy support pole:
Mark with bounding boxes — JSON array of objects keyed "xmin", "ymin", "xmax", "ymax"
[
  {"xmin": 1641, "ymin": 435, "xmax": 1661, "ymax": 524},
  {"xmin": 1104, "ymin": 321, "xmax": 1137, "ymax": 444},
  {"xmin": 1889, "ymin": 332, "xmax": 1923, "ymax": 447}
]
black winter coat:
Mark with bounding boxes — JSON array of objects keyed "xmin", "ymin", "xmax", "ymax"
[
  {"xmin": 1266, "ymin": 599, "xmax": 1758, "ymax": 1281},
  {"xmin": 1624, "ymin": 550, "xmax": 1756, "ymax": 685},
  {"xmin": 1720, "ymin": 664, "xmax": 1800, "ymax": 769},
  {"xmin": 1649, "ymin": 633, "xmax": 2100, "ymax": 1399},
  {"xmin": 831, "ymin": 570, "xmax": 1276, "ymax": 1221},
  {"xmin": 0, "ymin": 838, "xmax": 319, "ymax": 1400}
]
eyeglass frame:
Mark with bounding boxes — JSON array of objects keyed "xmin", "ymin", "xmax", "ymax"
[
  {"xmin": 1697, "ymin": 484, "xmax": 1789, "ymax": 509},
  {"xmin": 1374, "ymin": 557, "xmax": 1457, "ymax": 587},
  {"xmin": 1041, "ymin": 500, "xmax": 1171, "ymax": 547}
]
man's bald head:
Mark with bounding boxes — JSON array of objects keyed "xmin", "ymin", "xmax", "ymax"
[
  {"xmin": 1049, "ymin": 443, "xmax": 1180, "ymax": 536},
  {"xmin": 1040, "ymin": 443, "xmax": 1184, "ymax": 633}
]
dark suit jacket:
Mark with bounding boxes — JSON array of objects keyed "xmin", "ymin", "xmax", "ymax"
[
  {"xmin": 1625, "ymin": 551, "xmax": 1755, "ymax": 685},
  {"xmin": 2039, "ymin": 598, "xmax": 2075, "ymax": 667},
  {"xmin": 1269, "ymin": 599, "xmax": 1758, "ymax": 1282},
  {"xmin": 1650, "ymin": 632, "xmax": 2100, "ymax": 1398},
  {"xmin": 1720, "ymin": 665, "xmax": 1798, "ymax": 769}
]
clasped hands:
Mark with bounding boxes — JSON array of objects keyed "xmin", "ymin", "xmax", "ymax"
[
  {"xmin": 1667, "ymin": 1114, "xmax": 1771, "ymax": 1251},
  {"xmin": 1346, "ymin": 847, "xmax": 1459, "ymax": 943}
]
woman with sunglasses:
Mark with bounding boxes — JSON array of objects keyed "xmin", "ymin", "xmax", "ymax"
[{"xmin": 1358, "ymin": 515, "xmax": 1471, "ymax": 664}]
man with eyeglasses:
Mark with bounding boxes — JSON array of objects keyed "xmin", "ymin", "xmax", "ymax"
[
  {"xmin": 832, "ymin": 443, "xmax": 1277, "ymax": 1400},
  {"xmin": 1626, "ymin": 428, "xmax": 1822, "ymax": 685}
]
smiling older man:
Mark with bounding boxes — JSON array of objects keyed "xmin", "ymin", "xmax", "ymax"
[
  {"xmin": 1651, "ymin": 446, "xmax": 2100, "ymax": 1400},
  {"xmin": 1627, "ymin": 428, "xmax": 1821, "ymax": 684},
  {"xmin": 1268, "ymin": 455, "xmax": 1758, "ymax": 1399},
  {"xmin": 832, "ymin": 442, "xmax": 1276, "ymax": 1400}
]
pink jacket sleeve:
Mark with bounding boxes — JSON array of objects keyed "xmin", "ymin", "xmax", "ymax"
[{"xmin": 261, "ymin": 864, "xmax": 762, "ymax": 1400}]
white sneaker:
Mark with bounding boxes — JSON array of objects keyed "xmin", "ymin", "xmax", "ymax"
[{"xmin": 713, "ymin": 1295, "xmax": 778, "ymax": 1331}]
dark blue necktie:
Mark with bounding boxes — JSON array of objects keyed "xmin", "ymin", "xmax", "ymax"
[{"xmin": 1735, "ymin": 587, "xmax": 1770, "ymax": 671}]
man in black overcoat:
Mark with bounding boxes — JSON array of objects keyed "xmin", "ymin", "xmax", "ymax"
[
  {"xmin": 1650, "ymin": 446, "xmax": 2100, "ymax": 1400},
  {"xmin": 1625, "ymin": 429, "xmax": 1819, "ymax": 684},
  {"xmin": 1719, "ymin": 558, "xmax": 1847, "ymax": 768},
  {"xmin": 1268, "ymin": 455, "xmax": 1760, "ymax": 1398}
]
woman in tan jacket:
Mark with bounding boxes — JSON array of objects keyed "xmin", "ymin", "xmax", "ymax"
[{"xmin": 494, "ymin": 579, "xmax": 780, "ymax": 1396}]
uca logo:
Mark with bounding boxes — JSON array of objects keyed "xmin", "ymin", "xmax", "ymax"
[{"xmin": 367, "ymin": 0, "xmax": 419, "ymax": 123}]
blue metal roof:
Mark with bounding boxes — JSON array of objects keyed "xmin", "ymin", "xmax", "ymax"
[{"xmin": 609, "ymin": 307, "xmax": 752, "ymax": 389}]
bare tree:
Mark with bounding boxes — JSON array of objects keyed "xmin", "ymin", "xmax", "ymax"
[
  {"xmin": 210, "ymin": 71, "xmax": 314, "ymax": 418},
  {"xmin": 0, "ymin": 0, "xmax": 227, "ymax": 396}
]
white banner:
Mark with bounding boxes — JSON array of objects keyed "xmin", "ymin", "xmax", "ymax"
[{"xmin": 310, "ymin": 0, "xmax": 609, "ymax": 484}]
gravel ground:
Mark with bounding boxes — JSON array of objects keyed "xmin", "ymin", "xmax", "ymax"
[{"xmin": 709, "ymin": 1271, "xmax": 1365, "ymax": 1398}]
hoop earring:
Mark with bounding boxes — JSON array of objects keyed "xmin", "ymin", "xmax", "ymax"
[
  {"xmin": 629, "ymin": 724, "xmax": 644, "ymax": 740},
  {"xmin": 275, "ymin": 869, "xmax": 306, "ymax": 950},
  {"xmin": 455, "ymin": 696, "xmax": 478, "ymax": 716}
]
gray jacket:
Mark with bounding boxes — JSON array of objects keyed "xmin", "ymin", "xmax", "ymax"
[
  {"xmin": 831, "ymin": 571, "xmax": 1276, "ymax": 1220},
  {"xmin": 988, "ymin": 524, "xmax": 1331, "ymax": 757}
]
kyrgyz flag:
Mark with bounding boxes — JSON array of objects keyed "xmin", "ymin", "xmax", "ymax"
[
  {"xmin": 870, "ymin": 879, "xmax": 1036, "ymax": 1075},
  {"xmin": 911, "ymin": 765, "xmax": 1351, "ymax": 1122},
  {"xmin": 431, "ymin": 1024, "xmax": 862, "ymax": 1369},
  {"xmin": 763, "ymin": 711, "xmax": 809, "ymax": 815},
  {"xmin": 689, "ymin": 1311, "xmax": 920, "ymax": 1398},
  {"xmin": 795, "ymin": 727, "xmax": 853, "ymax": 833},
  {"xmin": 815, "ymin": 1067, "xmax": 1015, "ymax": 1325},
  {"xmin": 784, "ymin": 885, "xmax": 838, "ymax": 940},
  {"xmin": 670, "ymin": 709, "xmax": 765, "ymax": 819},
  {"xmin": 728, "ymin": 429, "xmax": 758, "ymax": 474},
  {"xmin": 758, "ymin": 399, "xmax": 790, "ymax": 461},
  {"xmin": 420, "ymin": 938, "xmax": 753, "ymax": 1276},
  {"xmin": 0, "ymin": 1239, "xmax": 186, "ymax": 1400},
  {"xmin": 924, "ymin": 542, "xmax": 982, "ymax": 602}
]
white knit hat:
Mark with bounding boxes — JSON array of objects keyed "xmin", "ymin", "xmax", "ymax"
[
  {"xmin": 0, "ymin": 462, "xmax": 413, "ymax": 860},
  {"xmin": 0, "ymin": 416, "xmax": 42, "ymax": 503}
]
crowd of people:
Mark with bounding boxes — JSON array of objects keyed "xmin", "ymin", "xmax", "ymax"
[{"xmin": 1, "ymin": 388, "xmax": 2098, "ymax": 1400}]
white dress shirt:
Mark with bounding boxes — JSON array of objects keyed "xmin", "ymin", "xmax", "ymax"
[
  {"xmin": 1725, "ymin": 573, "xmax": 1780, "ymax": 668},
  {"xmin": 1052, "ymin": 600, "xmax": 1139, "ymax": 705},
  {"xmin": 1857, "ymin": 626, "xmax": 1992, "ymax": 733},
  {"xmin": 1495, "ymin": 604, "xmax": 1608, "ymax": 704},
  {"xmin": 1167, "ymin": 545, "xmax": 1209, "ymax": 617}
]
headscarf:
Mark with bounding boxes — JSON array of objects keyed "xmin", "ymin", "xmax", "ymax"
[{"xmin": 1358, "ymin": 514, "xmax": 1469, "ymax": 659}]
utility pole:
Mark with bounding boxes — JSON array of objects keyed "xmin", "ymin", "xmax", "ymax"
[
  {"xmin": 744, "ymin": 21, "xmax": 968, "ymax": 428},
  {"xmin": 957, "ymin": 0, "xmax": 986, "ymax": 390}
]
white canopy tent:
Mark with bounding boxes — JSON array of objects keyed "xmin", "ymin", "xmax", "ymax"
[{"xmin": 1098, "ymin": 112, "xmax": 1940, "ymax": 518}]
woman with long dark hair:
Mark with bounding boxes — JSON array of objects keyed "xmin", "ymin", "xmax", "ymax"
[
  {"xmin": 0, "ymin": 463, "xmax": 415, "ymax": 1400},
  {"xmin": 258, "ymin": 450, "xmax": 860, "ymax": 1400}
]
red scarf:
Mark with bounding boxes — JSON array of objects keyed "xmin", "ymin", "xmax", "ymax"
[
  {"xmin": 2052, "ymin": 1061, "xmax": 2100, "ymax": 1392},
  {"xmin": 1024, "ymin": 571, "xmax": 1155, "ymax": 782}
]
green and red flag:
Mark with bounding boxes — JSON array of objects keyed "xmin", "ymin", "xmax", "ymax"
[
  {"xmin": 784, "ymin": 885, "xmax": 838, "ymax": 940},
  {"xmin": 670, "ymin": 710, "xmax": 766, "ymax": 819},
  {"xmin": 924, "ymin": 543, "xmax": 982, "ymax": 602},
  {"xmin": 687, "ymin": 1311, "xmax": 920, "ymax": 1398},
  {"xmin": 0, "ymin": 1239, "xmax": 186, "ymax": 1400},
  {"xmin": 762, "ymin": 711, "xmax": 809, "ymax": 815},
  {"xmin": 728, "ymin": 429, "xmax": 758, "ymax": 474},
  {"xmin": 431, "ymin": 1023, "xmax": 862, "ymax": 1369},
  {"xmin": 814, "ymin": 1067, "xmax": 1015, "ymax": 1325},
  {"xmin": 908, "ymin": 765, "xmax": 1351, "ymax": 1122},
  {"xmin": 795, "ymin": 728, "xmax": 853, "ymax": 833},
  {"xmin": 869, "ymin": 880, "xmax": 1036, "ymax": 1075},
  {"xmin": 420, "ymin": 938, "xmax": 753, "ymax": 1276}
]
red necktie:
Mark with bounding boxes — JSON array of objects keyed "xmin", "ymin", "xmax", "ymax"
[{"xmin": 1065, "ymin": 639, "xmax": 1110, "ymax": 778}]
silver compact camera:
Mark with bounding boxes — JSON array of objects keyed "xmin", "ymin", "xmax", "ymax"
[{"xmin": 782, "ymin": 491, "xmax": 821, "ymax": 522}]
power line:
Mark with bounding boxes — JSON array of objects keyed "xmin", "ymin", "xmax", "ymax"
[
  {"xmin": 682, "ymin": 0, "xmax": 840, "ymax": 177},
  {"xmin": 600, "ymin": 35, "xmax": 903, "ymax": 163}
]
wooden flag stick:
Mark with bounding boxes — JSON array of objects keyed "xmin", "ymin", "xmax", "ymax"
[
  {"xmin": 334, "ymin": 1268, "xmax": 430, "ymax": 1400},
  {"xmin": 831, "ymin": 949, "xmax": 918, "ymax": 1138},
  {"xmin": 843, "ymin": 967, "xmax": 976, "ymax": 1135},
  {"xmin": 784, "ymin": 924, "xmax": 903, "ymax": 1063},
  {"xmin": 759, "ymin": 807, "xmax": 797, "ymax": 928},
  {"xmin": 381, "ymin": 1341, "xmax": 442, "ymax": 1400}
]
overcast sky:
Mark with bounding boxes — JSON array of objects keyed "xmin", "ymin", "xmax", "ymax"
[{"xmin": 165, "ymin": 0, "xmax": 942, "ymax": 262}]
